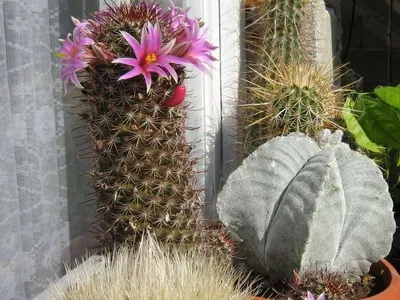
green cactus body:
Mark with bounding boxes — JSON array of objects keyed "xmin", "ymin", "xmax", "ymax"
[
  {"xmin": 58, "ymin": 2, "xmax": 235, "ymax": 257},
  {"xmin": 241, "ymin": 60, "xmax": 342, "ymax": 156},
  {"xmin": 242, "ymin": 0, "xmax": 334, "ymax": 157},
  {"xmin": 217, "ymin": 130, "xmax": 396, "ymax": 282},
  {"xmin": 246, "ymin": 0, "xmax": 308, "ymax": 67},
  {"xmin": 81, "ymin": 67, "xmax": 201, "ymax": 247}
]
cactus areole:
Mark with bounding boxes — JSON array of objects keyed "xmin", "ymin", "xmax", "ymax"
[
  {"xmin": 217, "ymin": 130, "xmax": 396, "ymax": 282},
  {"xmin": 58, "ymin": 2, "xmax": 218, "ymax": 249}
]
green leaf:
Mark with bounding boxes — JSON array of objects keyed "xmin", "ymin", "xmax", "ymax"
[
  {"xmin": 354, "ymin": 94, "xmax": 400, "ymax": 148},
  {"xmin": 374, "ymin": 85, "xmax": 400, "ymax": 109},
  {"xmin": 396, "ymin": 150, "xmax": 400, "ymax": 168},
  {"xmin": 343, "ymin": 97, "xmax": 384, "ymax": 153}
]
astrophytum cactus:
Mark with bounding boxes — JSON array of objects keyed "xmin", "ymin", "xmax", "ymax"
[{"xmin": 217, "ymin": 130, "xmax": 396, "ymax": 282}]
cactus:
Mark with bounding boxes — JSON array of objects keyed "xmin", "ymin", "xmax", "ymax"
[
  {"xmin": 217, "ymin": 130, "xmax": 396, "ymax": 282},
  {"xmin": 246, "ymin": 0, "xmax": 309, "ymax": 67},
  {"xmin": 57, "ymin": 2, "xmax": 225, "ymax": 251},
  {"xmin": 240, "ymin": 61, "xmax": 344, "ymax": 155},
  {"xmin": 240, "ymin": 0, "xmax": 346, "ymax": 157}
]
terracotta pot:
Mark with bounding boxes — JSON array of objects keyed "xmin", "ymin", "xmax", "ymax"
[{"xmin": 253, "ymin": 259, "xmax": 400, "ymax": 300}]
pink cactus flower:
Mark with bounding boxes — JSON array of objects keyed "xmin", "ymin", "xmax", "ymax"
[
  {"xmin": 58, "ymin": 19, "xmax": 94, "ymax": 93},
  {"xmin": 162, "ymin": 85, "xmax": 186, "ymax": 107},
  {"xmin": 168, "ymin": 0, "xmax": 190, "ymax": 32},
  {"xmin": 112, "ymin": 22, "xmax": 186, "ymax": 93},
  {"xmin": 172, "ymin": 18, "xmax": 218, "ymax": 74},
  {"xmin": 306, "ymin": 291, "xmax": 325, "ymax": 300}
]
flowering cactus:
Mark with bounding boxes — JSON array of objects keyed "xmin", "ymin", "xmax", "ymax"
[{"xmin": 57, "ymin": 1, "xmax": 224, "ymax": 251}]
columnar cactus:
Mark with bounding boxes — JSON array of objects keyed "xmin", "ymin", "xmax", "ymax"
[
  {"xmin": 240, "ymin": 61, "xmax": 343, "ymax": 155},
  {"xmin": 217, "ymin": 130, "xmax": 396, "ymax": 281},
  {"xmin": 246, "ymin": 0, "xmax": 309, "ymax": 66},
  {"xmin": 58, "ymin": 2, "xmax": 219, "ymax": 250},
  {"xmin": 242, "ymin": 0, "xmax": 338, "ymax": 157}
]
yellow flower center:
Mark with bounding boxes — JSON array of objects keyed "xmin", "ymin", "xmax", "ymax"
[{"xmin": 145, "ymin": 53, "xmax": 157, "ymax": 65}]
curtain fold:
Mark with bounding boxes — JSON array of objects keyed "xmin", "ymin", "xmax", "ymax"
[{"xmin": 0, "ymin": 1, "xmax": 96, "ymax": 299}]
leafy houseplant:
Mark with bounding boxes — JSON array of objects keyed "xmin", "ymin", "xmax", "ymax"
[
  {"xmin": 217, "ymin": 130, "xmax": 399, "ymax": 299},
  {"xmin": 57, "ymin": 2, "xmax": 228, "ymax": 252},
  {"xmin": 343, "ymin": 85, "xmax": 400, "ymax": 204}
]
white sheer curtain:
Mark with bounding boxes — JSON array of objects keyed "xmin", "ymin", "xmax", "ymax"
[
  {"xmin": 0, "ymin": 0, "xmax": 234, "ymax": 298},
  {"xmin": 0, "ymin": 1, "xmax": 97, "ymax": 299}
]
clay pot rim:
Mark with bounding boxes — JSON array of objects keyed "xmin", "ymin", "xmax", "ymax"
[
  {"xmin": 253, "ymin": 259, "xmax": 400, "ymax": 300},
  {"xmin": 364, "ymin": 259, "xmax": 400, "ymax": 300}
]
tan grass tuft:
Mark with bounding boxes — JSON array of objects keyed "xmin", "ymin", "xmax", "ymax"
[{"xmin": 51, "ymin": 236, "xmax": 256, "ymax": 300}]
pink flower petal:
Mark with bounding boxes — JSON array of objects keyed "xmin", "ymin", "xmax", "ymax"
[
  {"xmin": 118, "ymin": 67, "xmax": 144, "ymax": 80},
  {"xmin": 143, "ymin": 72, "xmax": 152, "ymax": 93},
  {"xmin": 71, "ymin": 16, "xmax": 80, "ymax": 26},
  {"xmin": 78, "ymin": 37, "xmax": 94, "ymax": 46},
  {"xmin": 147, "ymin": 65, "xmax": 168, "ymax": 78},
  {"xmin": 163, "ymin": 55, "xmax": 189, "ymax": 66},
  {"xmin": 140, "ymin": 25, "xmax": 149, "ymax": 54},
  {"xmin": 162, "ymin": 63, "xmax": 178, "ymax": 82},
  {"xmin": 152, "ymin": 23, "xmax": 162, "ymax": 51},
  {"xmin": 60, "ymin": 65, "xmax": 76, "ymax": 77},
  {"xmin": 159, "ymin": 38, "xmax": 175, "ymax": 56},
  {"xmin": 121, "ymin": 31, "xmax": 143, "ymax": 60},
  {"xmin": 307, "ymin": 291, "xmax": 314, "ymax": 300},
  {"xmin": 69, "ymin": 72, "xmax": 84, "ymax": 89},
  {"xmin": 112, "ymin": 57, "xmax": 138, "ymax": 67}
]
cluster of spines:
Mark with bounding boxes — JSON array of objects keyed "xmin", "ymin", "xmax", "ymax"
[
  {"xmin": 240, "ymin": 59, "xmax": 342, "ymax": 156},
  {"xmin": 245, "ymin": 0, "xmax": 309, "ymax": 69},
  {"xmin": 69, "ymin": 3, "xmax": 236, "ymax": 259},
  {"xmin": 79, "ymin": 61, "xmax": 204, "ymax": 249},
  {"xmin": 90, "ymin": 3, "xmax": 176, "ymax": 56},
  {"xmin": 240, "ymin": 0, "xmax": 343, "ymax": 157}
]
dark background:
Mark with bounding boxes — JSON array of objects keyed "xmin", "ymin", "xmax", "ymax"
[{"xmin": 341, "ymin": 0, "xmax": 400, "ymax": 91}]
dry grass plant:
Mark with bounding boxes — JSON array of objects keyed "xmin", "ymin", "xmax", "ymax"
[{"xmin": 51, "ymin": 235, "xmax": 257, "ymax": 300}]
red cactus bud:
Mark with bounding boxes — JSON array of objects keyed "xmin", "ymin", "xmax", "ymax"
[{"xmin": 162, "ymin": 85, "xmax": 186, "ymax": 107}]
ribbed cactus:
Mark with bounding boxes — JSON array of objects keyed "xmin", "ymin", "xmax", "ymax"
[
  {"xmin": 241, "ymin": 61, "xmax": 343, "ymax": 155},
  {"xmin": 57, "ymin": 2, "xmax": 224, "ymax": 251},
  {"xmin": 246, "ymin": 0, "xmax": 308, "ymax": 66},
  {"xmin": 217, "ymin": 130, "xmax": 395, "ymax": 282},
  {"xmin": 241, "ymin": 0, "xmax": 337, "ymax": 157}
]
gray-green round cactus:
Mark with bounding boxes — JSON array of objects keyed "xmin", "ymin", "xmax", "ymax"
[{"xmin": 217, "ymin": 130, "xmax": 396, "ymax": 282}]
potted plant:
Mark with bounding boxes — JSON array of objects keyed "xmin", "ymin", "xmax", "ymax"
[{"xmin": 217, "ymin": 129, "xmax": 400, "ymax": 299}]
